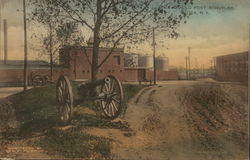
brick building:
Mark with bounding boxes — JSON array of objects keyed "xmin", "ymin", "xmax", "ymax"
[
  {"xmin": 0, "ymin": 46, "xmax": 178, "ymax": 86},
  {"xmin": 216, "ymin": 52, "xmax": 248, "ymax": 82},
  {"xmin": 59, "ymin": 46, "xmax": 178, "ymax": 82},
  {"xmin": 59, "ymin": 46, "xmax": 125, "ymax": 80}
]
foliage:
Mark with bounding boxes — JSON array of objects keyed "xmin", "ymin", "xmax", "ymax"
[
  {"xmin": 29, "ymin": 0, "xmax": 194, "ymax": 81},
  {"xmin": 38, "ymin": 127, "xmax": 111, "ymax": 159}
]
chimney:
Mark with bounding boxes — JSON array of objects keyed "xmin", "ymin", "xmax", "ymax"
[{"xmin": 3, "ymin": 19, "xmax": 7, "ymax": 64}]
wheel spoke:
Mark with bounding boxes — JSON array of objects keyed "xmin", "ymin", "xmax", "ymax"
[
  {"xmin": 110, "ymin": 79, "xmax": 115, "ymax": 92},
  {"xmin": 105, "ymin": 83, "xmax": 109, "ymax": 92},
  {"xmin": 108, "ymin": 103, "xmax": 112, "ymax": 116},
  {"xmin": 108, "ymin": 80, "xmax": 111, "ymax": 92},
  {"xmin": 60, "ymin": 80, "xmax": 64, "ymax": 91},
  {"xmin": 112, "ymin": 97, "xmax": 120, "ymax": 103},
  {"xmin": 103, "ymin": 101, "xmax": 108, "ymax": 109},
  {"xmin": 111, "ymin": 101, "xmax": 118, "ymax": 112},
  {"xmin": 110, "ymin": 102, "xmax": 115, "ymax": 116}
]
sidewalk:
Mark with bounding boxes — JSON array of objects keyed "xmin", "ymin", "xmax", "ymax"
[{"xmin": 0, "ymin": 87, "xmax": 27, "ymax": 99}]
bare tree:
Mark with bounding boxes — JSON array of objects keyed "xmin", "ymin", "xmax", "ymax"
[{"xmin": 29, "ymin": 0, "xmax": 193, "ymax": 81}]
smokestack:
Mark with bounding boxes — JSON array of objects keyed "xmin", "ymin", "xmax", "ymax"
[
  {"xmin": 3, "ymin": 19, "xmax": 7, "ymax": 64},
  {"xmin": 0, "ymin": 2, "xmax": 2, "ymax": 61},
  {"xmin": 0, "ymin": 19, "xmax": 1, "ymax": 61}
]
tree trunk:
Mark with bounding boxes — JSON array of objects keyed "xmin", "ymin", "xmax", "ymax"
[{"xmin": 91, "ymin": 0, "xmax": 102, "ymax": 82}]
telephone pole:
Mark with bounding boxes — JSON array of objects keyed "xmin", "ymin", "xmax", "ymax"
[
  {"xmin": 0, "ymin": 2, "xmax": 2, "ymax": 60},
  {"xmin": 3, "ymin": 19, "xmax": 7, "ymax": 64},
  {"xmin": 185, "ymin": 56, "xmax": 188, "ymax": 80},
  {"xmin": 188, "ymin": 47, "xmax": 191, "ymax": 79},
  {"xmin": 23, "ymin": 0, "xmax": 28, "ymax": 91},
  {"xmin": 153, "ymin": 27, "xmax": 156, "ymax": 85},
  {"xmin": 202, "ymin": 64, "xmax": 204, "ymax": 78}
]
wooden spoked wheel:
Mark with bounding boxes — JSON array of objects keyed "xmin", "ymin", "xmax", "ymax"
[
  {"xmin": 100, "ymin": 75, "xmax": 124, "ymax": 119},
  {"xmin": 56, "ymin": 75, "xmax": 73, "ymax": 123}
]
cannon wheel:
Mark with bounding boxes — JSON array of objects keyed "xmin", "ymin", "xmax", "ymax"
[
  {"xmin": 100, "ymin": 75, "xmax": 124, "ymax": 119},
  {"xmin": 56, "ymin": 75, "xmax": 73, "ymax": 123}
]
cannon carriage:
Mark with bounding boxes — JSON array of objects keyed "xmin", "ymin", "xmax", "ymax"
[{"xmin": 56, "ymin": 75, "xmax": 124, "ymax": 123}]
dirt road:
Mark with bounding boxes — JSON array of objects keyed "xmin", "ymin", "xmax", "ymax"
[{"xmin": 88, "ymin": 80, "xmax": 248, "ymax": 160}]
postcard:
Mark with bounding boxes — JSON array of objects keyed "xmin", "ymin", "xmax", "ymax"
[{"xmin": 0, "ymin": 0, "xmax": 249, "ymax": 159}]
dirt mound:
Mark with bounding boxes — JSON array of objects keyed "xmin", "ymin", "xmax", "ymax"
[
  {"xmin": 180, "ymin": 84, "xmax": 248, "ymax": 138},
  {"xmin": 111, "ymin": 82, "xmax": 248, "ymax": 160},
  {"xmin": 179, "ymin": 83, "xmax": 248, "ymax": 157}
]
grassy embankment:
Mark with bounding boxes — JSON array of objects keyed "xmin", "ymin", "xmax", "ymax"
[{"xmin": 1, "ymin": 83, "xmax": 147, "ymax": 159}]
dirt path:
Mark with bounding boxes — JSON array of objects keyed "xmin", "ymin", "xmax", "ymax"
[{"xmin": 88, "ymin": 81, "xmax": 248, "ymax": 160}]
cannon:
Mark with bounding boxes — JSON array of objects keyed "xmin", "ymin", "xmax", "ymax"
[{"xmin": 56, "ymin": 75, "xmax": 124, "ymax": 123}]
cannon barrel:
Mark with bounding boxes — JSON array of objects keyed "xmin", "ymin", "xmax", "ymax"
[
  {"xmin": 84, "ymin": 77, "xmax": 110, "ymax": 89},
  {"xmin": 76, "ymin": 77, "xmax": 111, "ymax": 101}
]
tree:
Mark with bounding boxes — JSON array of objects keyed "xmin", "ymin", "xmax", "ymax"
[
  {"xmin": 29, "ymin": 2, "xmax": 83, "ymax": 80},
  {"xmin": 29, "ymin": 0, "xmax": 194, "ymax": 81}
]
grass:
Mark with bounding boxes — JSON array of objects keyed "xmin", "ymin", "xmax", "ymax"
[
  {"xmin": 38, "ymin": 127, "xmax": 110, "ymax": 159},
  {"xmin": 1, "ymin": 82, "xmax": 146, "ymax": 159}
]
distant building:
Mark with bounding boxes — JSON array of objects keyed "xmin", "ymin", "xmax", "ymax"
[
  {"xmin": 216, "ymin": 52, "xmax": 248, "ymax": 82},
  {"xmin": 138, "ymin": 54, "xmax": 153, "ymax": 69},
  {"xmin": 124, "ymin": 53, "xmax": 139, "ymax": 68},
  {"xmin": 155, "ymin": 56, "xmax": 169, "ymax": 71}
]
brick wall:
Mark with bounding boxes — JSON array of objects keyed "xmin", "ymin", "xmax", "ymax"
[
  {"xmin": 216, "ymin": 52, "xmax": 248, "ymax": 82},
  {"xmin": 0, "ymin": 68, "xmax": 69, "ymax": 84},
  {"xmin": 61, "ymin": 47, "xmax": 125, "ymax": 81}
]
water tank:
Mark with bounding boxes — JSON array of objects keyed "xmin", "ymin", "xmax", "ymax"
[
  {"xmin": 156, "ymin": 56, "xmax": 169, "ymax": 71},
  {"xmin": 124, "ymin": 53, "xmax": 139, "ymax": 68},
  {"xmin": 138, "ymin": 55, "xmax": 153, "ymax": 69}
]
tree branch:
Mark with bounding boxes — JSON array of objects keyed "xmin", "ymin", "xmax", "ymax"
[
  {"xmin": 100, "ymin": 0, "xmax": 153, "ymax": 41},
  {"xmin": 55, "ymin": 0, "xmax": 94, "ymax": 31}
]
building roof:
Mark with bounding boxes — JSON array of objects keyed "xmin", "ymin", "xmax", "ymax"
[
  {"xmin": 60, "ymin": 45, "xmax": 124, "ymax": 52},
  {"xmin": 216, "ymin": 51, "xmax": 248, "ymax": 58}
]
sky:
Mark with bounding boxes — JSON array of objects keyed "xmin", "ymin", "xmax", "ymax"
[{"xmin": 0, "ymin": 0, "xmax": 249, "ymax": 68}]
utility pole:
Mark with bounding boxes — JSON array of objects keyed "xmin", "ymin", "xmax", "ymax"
[
  {"xmin": 0, "ymin": 1, "xmax": 2, "ymax": 61},
  {"xmin": 210, "ymin": 59, "xmax": 213, "ymax": 70},
  {"xmin": 23, "ymin": 0, "xmax": 28, "ymax": 91},
  {"xmin": 0, "ymin": 2, "xmax": 3, "ymax": 60},
  {"xmin": 185, "ymin": 56, "xmax": 188, "ymax": 80},
  {"xmin": 153, "ymin": 27, "xmax": 156, "ymax": 85},
  {"xmin": 3, "ymin": 19, "xmax": 7, "ymax": 64},
  {"xmin": 202, "ymin": 64, "xmax": 204, "ymax": 78},
  {"xmin": 213, "ymin": 57, "xmax": 216, "ymax": 70},
  {"xmin": 188, "ymin": 47, "xmax": 191, "ymax": 80}
]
